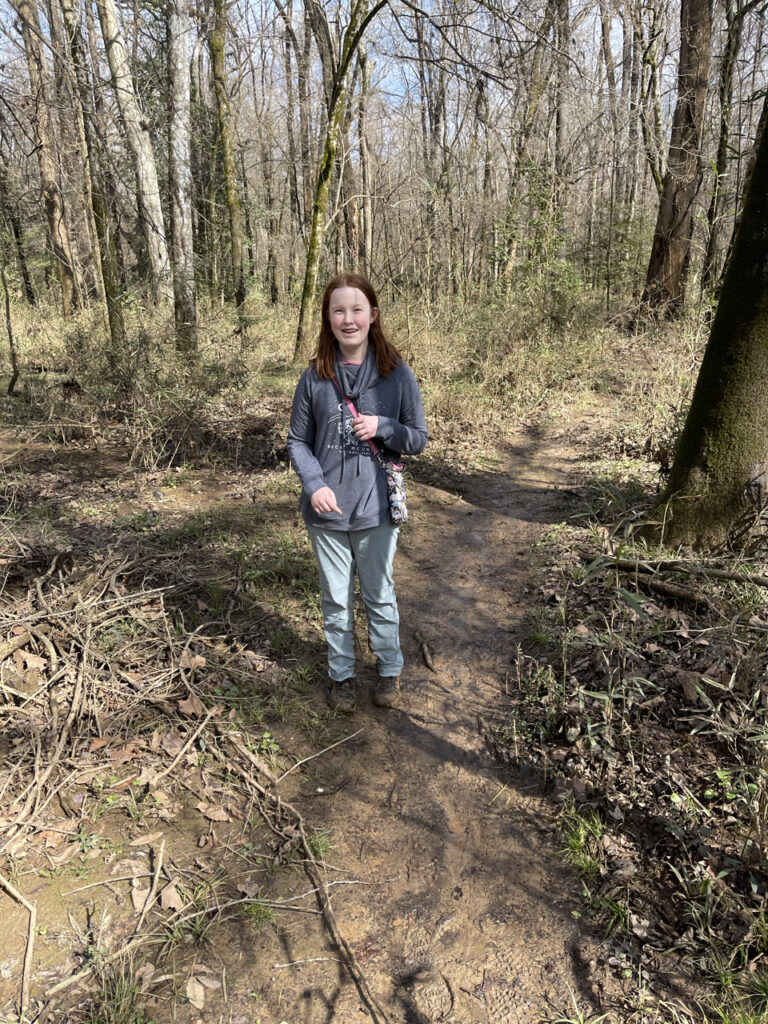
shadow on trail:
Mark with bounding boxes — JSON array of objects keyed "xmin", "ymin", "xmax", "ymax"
[{"xmin": 411, "ymin": 432, "xmax": 585, "ymax": 524}]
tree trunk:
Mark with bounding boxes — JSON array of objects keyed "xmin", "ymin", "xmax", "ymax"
[
  {"xmin": 96, "ymin": 0, "xmax": 172, "ymax": 310},
  {"xmin": 48, "ymin": 0, "xmax": 101, "ymax": 302},
  {"xmin": 209, "ymin": 0, "xmax": 246, "ymax": 315},
  {"xmin": 658, "ymin": 94, "xmax": 768, "ymax": 548},
  {"xmin": 700, "ymin": 0, "xmax": 750, "ymax": 299},
  {"xmin": 642, "ymin": 0, "xmax": 712, "ymax": 310},
  {"xmin": 293, "ymin": 0, "xmax": 387, "ymax": 361},
  {"xmin": 61, "ymin": 0, "xmax": 126, "ymax": 353},
  {"xmin": 358, "ymin": 45, "xmax": 373, "ymax": 275},
  {"xmin": 13, "ymin": 0, "xmax": 79, "ymax": 315},
  {"xmin": 168, "ymin": 0, "xmax": 197, "ymax": 352},
  {"xmin": 0, "ymin": 154, "xmax": 36, "ymax": 306}
]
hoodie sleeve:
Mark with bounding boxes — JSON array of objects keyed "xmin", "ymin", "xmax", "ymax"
[
  {"xmin": 287, "ymin": 370, "xmax": 327, "ymax": 497},
  {"xmin": 375, "ymin": 363, "xmax": 428, "ymax": 455}
]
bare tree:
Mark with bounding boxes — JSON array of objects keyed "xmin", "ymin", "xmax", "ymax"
[
  {"xmin": 642, "ymin": 0, "xmax": 713, "ymax": 310},
  {"xmin": 209, "ymin": 0, "xmax": 246, "ymax": 315},
  {"xmin": 12, "ymin": 0, "xmax": 79, "ymax": 315},
  {"xmin": 168, "ymin": 0, "xmax": 197, "ymax": 351},
  {"xmin": 96, "ymin": 0, "xmax": 173, "ymax": 310}
]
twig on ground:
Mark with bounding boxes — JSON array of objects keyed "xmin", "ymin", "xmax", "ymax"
[
  {"xmin": 0, "ymin": 872, "xmax": 37, "ymax": 1018},
  {"xmin": 134, "ymin": 839, "xmax": 165, "ymax": 935},
  {"xmin": 414, "ymin": 630, "xmax": 436, "ymax": 672},
  {"xmin": 274, "ymin": 957, "xmax": 343, "ymax": 968},
  {"xmin": 153, "ymin": 710, "xmax": 213, "ymax": 783},
  {"xmin": 277, "ymin": 728, "xmax": 364, "ymax": 783}
]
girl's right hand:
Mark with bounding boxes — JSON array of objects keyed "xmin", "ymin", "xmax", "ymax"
[{"xmin": 311, "ymin": 486, "xmax": 342, "ymax": 515}]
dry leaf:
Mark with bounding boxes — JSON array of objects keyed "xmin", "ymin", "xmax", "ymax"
[
  {"xmin": 108, "ymin": 743, "xmax": 140, "ymax": 768},
  {"xmin": 131, "ymin": 885, "xmax": 150, "ymax": 914},
  {"xmin": 161, "ymin": 731, "xmax": 184, "ymax": 757},
  {"xmin": 199, "ymin": 976, "xmax": 222, "ymax": 990},
  {"xmin": 180, "ymin": 650, "xmax": 206, "ymax": 672},
  {"xmin": 197, "ymin": 831, "xmax": 215, "ymax": 851},
  {"xmin": 186, "ymin": 977, "xmax": 205, "ymax": 1010},
  {"xmin": 129, "ymin": 830, "xmax": 164, "ymax": 847},
  {"xmin": 178, "ymin": 692, "xmax": 205, "ymax": 717},
  {"xmin": 196, "ymin": 801, "xmax": 229, "ymax": 823},
  {"xmin": 160, "ymin": 880, "xmax": 185, "ymax": 911},
  {"xmin": 22, "ymin": 651, "xmax": 46, "ymax": 672},
  {"xmin": 89, "ymin": 737, "xmax": 111, "ymax": 752}
]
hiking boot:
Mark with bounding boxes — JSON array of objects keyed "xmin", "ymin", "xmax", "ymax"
[
  {"xmin": 327, "ymin": 677, "xmax": 356, "ymax": 713},
  {"xmin": 373, "ymin": 675, "xmax": 401, "ymax": 708}
]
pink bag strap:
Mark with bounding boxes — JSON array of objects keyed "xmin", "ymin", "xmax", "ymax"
[{"xmin": 331, "ymin": 375, "xmax": 381, "ymax": 456}]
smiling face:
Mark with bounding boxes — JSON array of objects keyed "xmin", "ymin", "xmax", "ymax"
[{"xmin": 328, "ymin": 286, "xmax": 378, "ymax": 361}]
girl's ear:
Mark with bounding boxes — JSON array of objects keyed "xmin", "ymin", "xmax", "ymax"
[{"xmin": 371, "ymin": 307, "xmax": 379, "ymax": 322}]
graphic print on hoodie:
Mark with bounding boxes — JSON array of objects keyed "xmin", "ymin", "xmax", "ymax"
[{"xmin": 287, "ymin": 347, "xmax": 428, "ymax": 532}]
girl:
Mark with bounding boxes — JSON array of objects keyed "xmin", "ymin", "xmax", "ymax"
[{"xmin": 288, "ymin": 273, "xmax": 428, "ymax": 712}]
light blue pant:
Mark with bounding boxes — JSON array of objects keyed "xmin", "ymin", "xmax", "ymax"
[{"xmin": 308, "ymin": 522, "xmax": 403, "ymax": 682}]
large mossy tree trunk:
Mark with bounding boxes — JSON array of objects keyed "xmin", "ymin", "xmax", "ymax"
[
  {"xmin": 658, "ymin": 94, "xmax": 768, "ymax": 549},
  {"xmin": 642, "ymin": 0, "xmax": 712, "ymax": 311}
]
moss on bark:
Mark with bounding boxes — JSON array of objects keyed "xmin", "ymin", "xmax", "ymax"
[{"xmin": 659, "ymin": 96, "xmax": 768, "ymax": 548}]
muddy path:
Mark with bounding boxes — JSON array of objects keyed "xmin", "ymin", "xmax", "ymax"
[{"xmin": 212, "ymin": 422, "xmax": 606, "ymax": 1024}]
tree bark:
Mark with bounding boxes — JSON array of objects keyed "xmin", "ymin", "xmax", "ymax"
[
  {"xmin": 642, "ymin": 0, "xmax": 712, "ymax": 311},
  {"xmin": 168, "ymin": 0, "xmax": 197, "ymax": 352},
  {"xmin": 699, "ymin": 0, "xmax": 742, "ymax": 298},
  {"xmin": 293, "ymin": 0, "xmax": 387, "ymax": 362},
  {"xmin": 358, "ymin": 44, "xmax": 373, "ymax": 275},
  {"xmin": 61, "ymin": 0, "xmax": 126, "ymax": 353},
  {"xmin": 96, "ymin": 0, "xmax": 172, "ymax": 310},
  {"xmin": 658, "ymin": 94, "xmax": 768, "ymax": 548},
  {"xmin": 209, "ymin": 0, "xmax": 246, "ymax": 316},
  {"xmin": 13, "ymin": 0, "xmax": 79, "ymax": 315},
  {"xmin": 0, "ymin": 154, "xmax": 36, "ymax": 306}
]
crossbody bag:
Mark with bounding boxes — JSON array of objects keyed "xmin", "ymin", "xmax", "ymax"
[{"xmin": 331, "ymin": 376, "xmax": 408, "ymax": 524}]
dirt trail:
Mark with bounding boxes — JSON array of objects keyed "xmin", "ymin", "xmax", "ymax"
[
  {"xmin": 214, "ymin": 423, "xmax": 604, "ymax": 1024},
  {"xmin": 0, "ymin": 414, "xmax": 610, "ymax": 1024}
]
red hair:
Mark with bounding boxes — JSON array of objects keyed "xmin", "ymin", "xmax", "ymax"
[{"xmin": 312, "ymin": 273, "xmax": 402, "ymax": 379}]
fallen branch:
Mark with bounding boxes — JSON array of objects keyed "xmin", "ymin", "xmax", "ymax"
[
  {"xmin": 277, "ymin": 728, "xmax": 364, "ymax": 783},
  {"xmin": 414, "ymin": 631, "xmax": 436, "ymax": 672},
  {"xmin": 608, "ymin": 557, "xmax": 768, "ymax": 589},
  {"xmin": 0, "ymin": 872, "xmax": 37, "ymax": 1018},
  {"xmin": 133, "ymin": 839, "xmax": 165, "ymax": 935}
]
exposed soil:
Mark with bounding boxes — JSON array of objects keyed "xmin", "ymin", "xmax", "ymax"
[{"xmin": 0, "ymin": 399, "xmax": 679, "ymax": 1024}]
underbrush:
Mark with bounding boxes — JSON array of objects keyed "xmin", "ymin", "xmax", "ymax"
[
  {"xmin": 484, "ymin": 488, "xmax": 768, "ymax": 1022},
  {"xmin": 0, "ymin": 284, "xmax": 704, "ymax": 496}
]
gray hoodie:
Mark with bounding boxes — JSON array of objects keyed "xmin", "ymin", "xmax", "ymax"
[{"xmin": 287, "ymin": 350, "xmax": 428, "ymax": 531}]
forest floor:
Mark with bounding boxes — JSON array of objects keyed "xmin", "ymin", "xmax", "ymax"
[{"xmin": 0, "ymin": 368, "xmax": 767, "ymax": 1024}]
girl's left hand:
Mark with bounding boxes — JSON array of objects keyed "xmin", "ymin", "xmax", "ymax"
[{"xmin": 351, "ymin": 414, "xmax": 378, "ymax": 441}]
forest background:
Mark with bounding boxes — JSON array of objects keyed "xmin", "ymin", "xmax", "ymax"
[{"xmin": 3, "ymin": 0, "xmax": 768, "ymax": 1021}]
